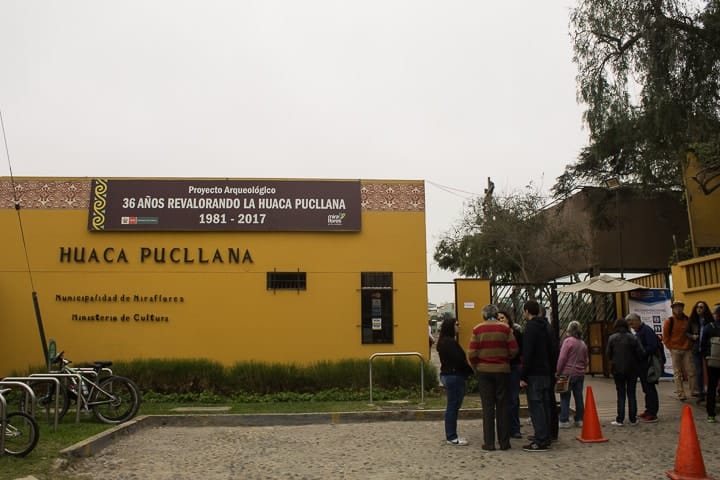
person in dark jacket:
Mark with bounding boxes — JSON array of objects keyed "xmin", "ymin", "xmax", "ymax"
[
  {"xmin": 627, "ymin": 313, "xmax": 660, "ymax": 423},
  {"xmin": 498, "ymin": 308, "xmax": 523, "ymax": 439},
  {"xmin": 700, "ymin": 305, "xmax": 720, "ymax": 423},
  {"xmin": 437, "ymin": 317, "xmax": 474, "ymax": 445},
  {"xmin": 607, "ymin": 317, "xmax": 646, "ymax": 426},
  {"xmin": 519, "ymin": 300, "xmax": 554, "ymax": 452},
  {"xmin": 687, "ymin": 300, "xmax": 713, "ymax": 399}
]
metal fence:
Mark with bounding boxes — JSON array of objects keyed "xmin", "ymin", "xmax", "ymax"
[{"xmin": 491, "ymin": 282, "xmax": 617, "ymax": 342}]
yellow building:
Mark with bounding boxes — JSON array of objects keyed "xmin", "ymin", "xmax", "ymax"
[{"xmin": 0, "ymin": 178, "xmax": 428, "ymax": 376}]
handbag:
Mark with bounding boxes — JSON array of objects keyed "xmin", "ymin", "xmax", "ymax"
[
  {"xmin": 555, "ymin": 376, "xmax": 569, "ymax": 393},
  {"xmin": 646, "ymin": 352, "xmax": 663, "ymax": 384}
]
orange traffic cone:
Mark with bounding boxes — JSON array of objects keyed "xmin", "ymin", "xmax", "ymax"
[
  {"xmin": 666, "ymin": 405, "xmax": 715, "ymax": 480},
  {"xmin": 576, "ymin": 385, "xmax": 608, "ymax": 443}
]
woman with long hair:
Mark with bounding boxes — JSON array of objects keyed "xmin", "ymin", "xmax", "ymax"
[
  {"xmin": 556, "ymin": 320, "xmax": 589, "ymax": 428},
  {"xmin": 437, "ymin": 317, "xmax": 474, "ymax": 445},
  {"xmin": 688, "ymin": 300, "xmax": 713, "ymax": 399}
]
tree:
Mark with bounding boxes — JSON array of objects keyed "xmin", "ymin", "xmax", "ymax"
[
  {"xmin": 554, "ymin": 0, "xmax": 720, "ymax": 198},
  {"xmin": 433, "ymin": 181, "xmax": 587, "ymax": 283}
]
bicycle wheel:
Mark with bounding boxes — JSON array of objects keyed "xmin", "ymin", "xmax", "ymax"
[
  {"xmin": 91, "ymin": 376, "xmax": 142, "ymax": 424},
  {"xmin": 27, "ymin": 379, "xmax": 70, "ymax": 422},
  {"xmin": 3, "ymin": 411, "xmax": 40, "ymax": 457}
]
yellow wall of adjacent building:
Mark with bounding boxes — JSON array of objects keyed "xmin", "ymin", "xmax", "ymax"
[
  {"xmin": 0, "ymin": 178, "xmax": 427, "ymax": 376},
  {"xmin": 671, "ymin": 254, "xmax": 720, "ymax": 309}
]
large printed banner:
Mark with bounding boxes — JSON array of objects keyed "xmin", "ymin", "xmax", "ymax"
[
  {"xmin": 88, "ymin": 179, "xmax": 362, "ymax": 232},
  {"xmin": 628, "ymin": 288, "xmax": 673, "ymax": 377}
]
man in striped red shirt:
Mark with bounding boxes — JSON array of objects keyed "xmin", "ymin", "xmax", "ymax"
[{"xmin": 468, "ymin": 304, "xmax": 519, "ymax": 451}]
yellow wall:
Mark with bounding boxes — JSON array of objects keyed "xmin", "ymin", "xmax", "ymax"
[
  {"xmin": 671, "ymin": 255, "xmax": 720, "ymax": 309},
  {"xmin": 454, "ymin": 278, "xmax": 491, "ymax": 347},
  {"xmin": 0, "ymin": 178, "xmax": 428, "ymax": 376},
  {"xmin": 683, "ymin": 151, "xmax": 720, "ymax": 252}
]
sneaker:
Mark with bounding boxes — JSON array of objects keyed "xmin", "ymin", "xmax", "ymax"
[
  {"xmin": 638, "ymin": 412, "xmax": 648, "ymax": 419},
  {"xmin": 708, "ymin": 417, "xmax": 716, "ymax": 424},
  {"xmin": 610, "ymin": 421, "xmax": 624, "ymax": 426},
  {"xmin": 522, "ymin": 442, "xmax": 549, "ymax": 452},
  {"xmin": 629, "ymin": 420, "xmax": 639, "ymax": 426},
  {"xmin": 446, "ymin": 437, "xmax": 469, "ymax": 446},
  {"xmin": 640, "ymin": 415, "xmax": 658, "ymax": 423},
  {"xmin": 559, "ymin": 421, "xmax": 571, "ymax": 429},
  {"xmin": 574, "ymin": 420, "xmax": 583, "ymax": 428}
]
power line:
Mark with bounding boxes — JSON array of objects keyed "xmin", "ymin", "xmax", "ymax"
[{"xmin": 1, "ymin": 109, "xmax": 35, "ymax": 290}]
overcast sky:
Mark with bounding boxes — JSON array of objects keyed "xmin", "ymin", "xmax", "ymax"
[{"xmin": 0, "ymin": 0, "xmax": 587, "ymax": 304}]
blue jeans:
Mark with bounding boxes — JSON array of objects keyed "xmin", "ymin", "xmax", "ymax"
[
  {"xmin": 559, "ymin": 375, "xmax": 585, "ymax": 423},
  {"xmin": 508, "ymin": 364, "xmax": 521, "ymax": 435},
  {"xmin": 613, "ymin": 373, "xmax": 638, "ymax": 423},
  {"xmin": 441, "ymin": 374, "xmax": 466, "ymax": 441},
  {"xmin": 526, "ymin": 375, "xmax": 551, "ymax": 446}
]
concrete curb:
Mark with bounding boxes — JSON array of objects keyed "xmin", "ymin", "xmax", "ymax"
[{"xmin": 59, "ymin": 408, "xmax": 487, "ymax": 458}]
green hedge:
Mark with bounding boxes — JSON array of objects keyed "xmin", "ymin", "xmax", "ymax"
[{"xmin": 107, "ymin": 357, "xmax": 438, "ymax": 395}]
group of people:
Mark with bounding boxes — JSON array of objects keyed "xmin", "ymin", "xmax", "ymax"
[
  {"xmin": 661, "ymin": 299, "xmax": 720, "ymax": 423},
  {"xmin": 435, "ymin": 296, "xmax": 720, "ymax": 451},
  {"xmin": 436, "ymin": 300, "xmax": 589, "ymax": 452}
]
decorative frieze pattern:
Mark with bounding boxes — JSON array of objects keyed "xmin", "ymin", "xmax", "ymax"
[{"xmin": 0, "ymin": 179, "xmax": 425, "ymax": 212}]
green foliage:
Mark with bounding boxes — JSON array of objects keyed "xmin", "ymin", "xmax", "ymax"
[
  {"xmin": 554, "ymin": 0, "xmax": 720, "ymax": 198},
  {"xmin": 434, "ymin": 182, "xmax": 587, "ymax": 282},
  {"xmin": 110, "ymin": 357, "xmax": 438, "ymax": 397},
  {"xmin": 113, "ymin": 358, "xmax": 227, "ymax": 394}
]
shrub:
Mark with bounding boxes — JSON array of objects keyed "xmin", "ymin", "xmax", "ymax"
[{"xmin": 113, "ymin": 357, "xmax": 438, "ymax": 396}]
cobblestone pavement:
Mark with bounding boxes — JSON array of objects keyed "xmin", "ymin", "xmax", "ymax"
[{"xmin": 57, "ymin": 376, "xmax": 720, "ymax": 480}]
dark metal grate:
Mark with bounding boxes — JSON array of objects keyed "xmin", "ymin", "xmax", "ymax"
[
  {"xmin": 361, "ymin": 272, "xmax": 393, "ymax": 289},
  {"xmin": 491, "ymin": 282, "xmax": 616, "ymax": 341},
  {"xmin": 267, "ymin": 272, "xmax": 307, "ymax": 290}
]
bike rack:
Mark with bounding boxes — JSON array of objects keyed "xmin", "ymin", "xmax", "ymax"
[
  {"xmin": 0, "ymin": 381, "xmax": 37, "ymax": 417},
  {"xmin": 2, "ymin": 377, "xmax": 60, "ymax": 431},
  {"xmin": 368, "ymin": 352, "xmax": 425, "ymax": 407},
  {"xmin": 30, "ymin": 373, "xmax": 84, "ymax": 423},
  {"xmin": 74, "ymin": 367, "xmax": 113, "ymax": 377},
  {"xmin": 0, "ymin": 391, "xmax": 6, "ymax": 456}
]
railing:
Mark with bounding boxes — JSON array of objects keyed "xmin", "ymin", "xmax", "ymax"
[
  {"xmin": 680, "ymin": 253, "xmax": 720, "ymax": 289},
  {"xmin": 0, "ymin": 390, "xmax": 6, "ymax": 456},
  {"xmin": 30, "ymin": 372, "xmax": 85, "ymax": 423},
  {"xmin": 2, "ymin": 377, "xmax": 60, "ymax": 430},
  {"xmin": 368, "ymin": 352, "xmax": 425, "ymax": 407},
  {"xmin": 631, "ymin": 271, "xmax": 670, "ymax": 290}
]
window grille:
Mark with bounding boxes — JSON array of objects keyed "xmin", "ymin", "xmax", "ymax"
[
  {"xmin": 361, "ymin": 272, "xmax": 393, "ymax": 290},
  {"xmin": 267, "ymin": 271, "xmax": 307, "ymax": 291}
]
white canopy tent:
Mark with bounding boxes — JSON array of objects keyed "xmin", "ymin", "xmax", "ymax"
[{"xmin": 557, "ymin": 274, "xmax": 645, "ymax": 294}]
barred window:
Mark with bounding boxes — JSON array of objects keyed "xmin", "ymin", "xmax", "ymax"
[
  {"xmin": 267, "ymin": 272, "xmax": 307, "ymax": 291},
  {"xmin": 361, "ymin": 272, "xmax": 393, "ymax": 290}
]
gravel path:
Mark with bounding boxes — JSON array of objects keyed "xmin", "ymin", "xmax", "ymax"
[
  {"xmin": 61, "ymin": 402, "xmax": 720, "ymax": 480},
  {"xmin": 52, "ymin": 351, "xmax": 720, "ymax": 480}
]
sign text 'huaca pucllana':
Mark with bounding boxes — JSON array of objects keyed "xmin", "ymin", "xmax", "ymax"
[{"xmin": 88, "ymin": 179, "xmax": 362, "ymax": 232}]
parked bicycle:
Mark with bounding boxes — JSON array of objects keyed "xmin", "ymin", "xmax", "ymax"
[
  {"xmin": 1, "ymin": 388, "xmax": 39, "ymax": 457},
  {"xmin": 27, "ymin": 351, "xmax": 142, "ymax": 424}
]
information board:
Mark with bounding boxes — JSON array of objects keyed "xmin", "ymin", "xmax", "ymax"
[{"xmin": 88, "ymin": 179, "xmax": 362, "ymax": 232}]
